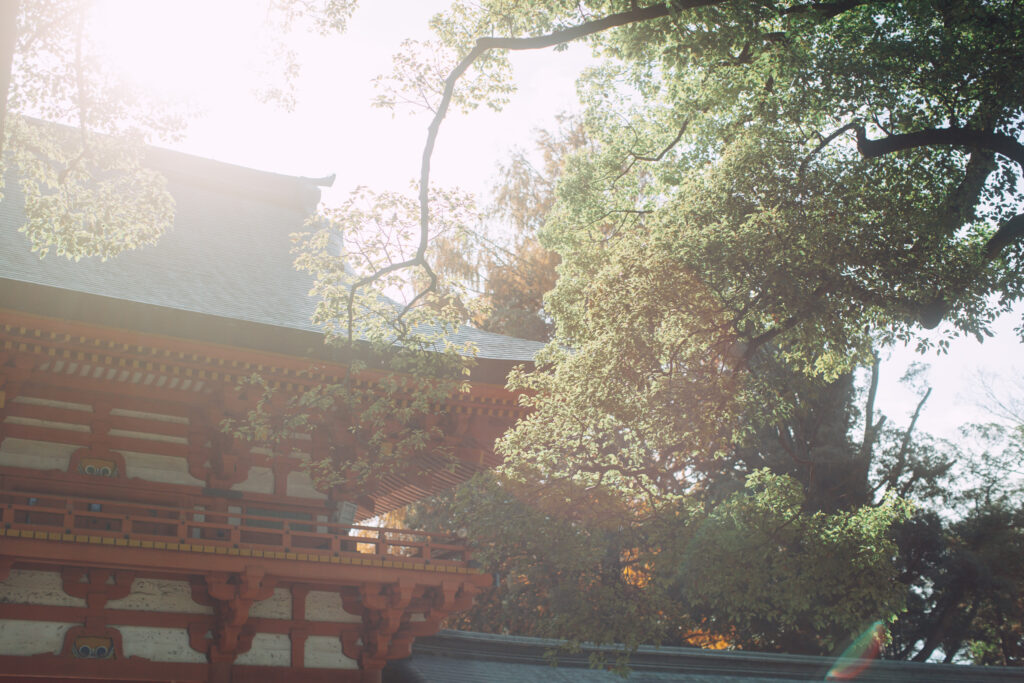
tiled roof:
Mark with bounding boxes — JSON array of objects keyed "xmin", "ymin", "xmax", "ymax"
[
  {"xmin": 0, "ymin": 144, "xmax": 544, "ymax": 363},
  {"xmin": 383, "ymin": 630, "xmax": 1021, "ymax": 683}
]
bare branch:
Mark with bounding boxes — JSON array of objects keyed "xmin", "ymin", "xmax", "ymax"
[
  {"xmin": 858, "ymin": 350, "xmax": 884, "ymax": 464},
  {"xmin": 799, "ymin": 122, "xmax": 858, "ymax": 179},
  {"xmin": 346, "ymin": 2, "xmax": 723, "ymax": 346},
  {"xmin": 616, "ymin": 120, "xmax": 690, "ymax": 182},
  {"xmin": 886, "ymin": 387, "xmax": 931, "ymax": 495},
  {"xmin": 421, "ymin": 1, "xmax": 712, "ymax": 235}
]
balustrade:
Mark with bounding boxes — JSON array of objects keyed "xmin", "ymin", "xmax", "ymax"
[{"xmin": 0, "ymin": 491, "xmax": 470, "ymax": 566}]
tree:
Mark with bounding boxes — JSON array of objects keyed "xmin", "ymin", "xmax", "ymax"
[
  {"xmin": 407, "ymin": 341, "xmax": 1014, "ymax": 663},
  {"xmin": 407, "ymin": 180, "xmax": 933, "ymax": 655},
  {"xmin": 354, "ymin": 1, "xmax": 1024, "ymax": 507},
  {"xmin": 889, "ymin": 503, "xmax": 1024, "ymax": 665},
  {"xmin": 425, "ymin": 116, "xmax": 584, "ymax": 341},
  {"xmin": 400, "ymin": 110, "xmax": 1019, "ymax": 661},
  {"xmin": 887, "ymin": 379, "xmax": 1024, "ymax": 664},
  {"xmin": 274, "ymin": 3, "xmax": 1024, "ymax": 660},
  {"xmin": 409, "ymin": 367, "xmax": 919, "ymax": 658},
  {"xmin": 468, "ymin": 120, "xmax": 581, "ymax": 340},
  {"xmin": 219, "ymin": 1, "xmax": 1024, "ymax": 665}
]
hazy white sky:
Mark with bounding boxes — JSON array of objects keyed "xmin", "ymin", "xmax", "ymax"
[
  {"xmin": 91, "ymin": 0, "xmax": 1023, "ymax": 443},
  {"xmin": 95, "ymin": 0, "xmax": 590, "ymax": 200}
]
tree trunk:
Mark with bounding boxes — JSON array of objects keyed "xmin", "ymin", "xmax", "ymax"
[{"xmin": 0, "ymin": 0, "xmax": 17, "ymax": 157}]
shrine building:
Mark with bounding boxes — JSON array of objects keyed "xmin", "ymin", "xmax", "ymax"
[{"xmin": 0, "ymin": 145, "xmax": 541, "ymax": 682}]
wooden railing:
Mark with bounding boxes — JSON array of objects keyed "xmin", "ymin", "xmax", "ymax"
[{"xmin": 0, "ymin": 490, "xmax": 471, "ymax": 567}]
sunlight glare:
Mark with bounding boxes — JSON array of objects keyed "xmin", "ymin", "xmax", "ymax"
[
  {"xmin": 826, "ymin": 621, "xmax": 885, "ymax": 680},
  {"xmin": 90, "ymin": 0, "xmax": 269, "ymax": 106}
]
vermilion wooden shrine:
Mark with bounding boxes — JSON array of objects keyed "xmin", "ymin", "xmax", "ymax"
[{"xmin": 0, "ymin": 146, "xmax": 540, "ymax": 682}]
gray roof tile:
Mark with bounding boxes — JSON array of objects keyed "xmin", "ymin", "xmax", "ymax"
[
  {"xmin": 0, "ymin": 145, "xmax": 543, "ymax": 362},
  {"xmin": 383, "ymin": 630, "xmax": 1020, "ymax": 683}
]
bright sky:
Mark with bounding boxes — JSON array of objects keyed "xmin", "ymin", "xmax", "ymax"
[
  {"xmin": 92, "ymin": 0, "xmax": 589, "ymax": 199},
  {"xmin": 89, "ymin": 0, "xmax": 1023, "ymax": 444}
]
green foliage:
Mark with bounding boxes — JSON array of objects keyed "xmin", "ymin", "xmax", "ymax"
[
  {"xmin": 3, "ymin": 1, "xmax": 181, "ymax": 259},
  {"xmin": 224, "ymin": 183, "xmax": 480, "ymax": 493},
  {"xmin": 401, "ymin": 0, "xmax": 1024, "ymax": 507},
  {"xmin": 890, "ymin": 502, "xmax": 1024, "ymax": 665},
  {"xmin": 410, "ymin": 465, "xmax": 911, "ymax": 659},
  {"xmin": 884, "ymin": 414, "xmax": 1024, "ymax": 664},
  {"xmin": 409, "ymin": 471, "xmax": 689, "ymax": 654},
  {"xmin": 676, "ymin": 469, "xmax": 910, "ymax": 654},
  {"xmin": 7, "ymin": 117, "xmax": 174, "ymax": 259}
]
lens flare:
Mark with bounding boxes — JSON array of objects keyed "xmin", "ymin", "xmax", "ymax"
[{"xmin": 826, "ymin": 621, "xmax": 885, "ymax": 680}]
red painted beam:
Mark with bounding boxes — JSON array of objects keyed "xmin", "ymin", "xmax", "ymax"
[{"xmin": 0, "ymin": 536, "xmax": 491, "ymax": 591}]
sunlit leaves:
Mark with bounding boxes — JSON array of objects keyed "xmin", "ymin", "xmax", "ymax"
[
  {"xmin": 9, "ymin": 117, "xmax": 173, "ymax": 259},
  {"xmin": 226, "ymin": 182, "xmax": 482, "ymax": 494},
  {"xmin": 3, "ymin": 1, "xmax": 183, "ymax": 259}
]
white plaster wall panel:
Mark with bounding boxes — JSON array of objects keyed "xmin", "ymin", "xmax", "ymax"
[
  {"xmin": 4, "ymin": 416, "xmax": 89, "ymax": 432},
  {"xmin": 304, "ymin": 635, "xmax": 358, "ymax": 669},
  {"xmin": 0, "ymin": 620, "xmax": 73, "ymax": 655},
  {"xmin": 0, "ymin": 438, "xmax": 77, "ymax": 471},
  {"xmin": 116, "ymin": 625, "xmax": 206, "ymax": 663},
  {"xmin": 108, "ymin": 429, "xmax": 187, "ymax": 445},
  {"xmin": 120, "ymin": 451, "xmax": 204, "ymax": 486},
  {"xmin": 14, "ymin": 396, "xmax": 92, "ymax": 412},
  {"xmin": 249, "ymin": 588, "xmax": 291, "ymax": 619},
  {"xmin": 0, "ymin": 569, "xmax": 87, "ymax": 607},
  {"xmin": 286, "ymin": 470, "xmax": 326, "ymax": 500},
  {"xmin": 234, "ymin": 633, "xmax": 290, "ymax": 666},
  {"xmin": 305, "ymin": 591, "xmax": 360, "ymax": 623},
  {"xmin": 231, "ymin": 466, "xmax": 274, "ymax": 494},
  {"xmin": 104, "ymin": 578, "xmax": 213, "ymax": 614},
  {"xmin": 110, "ymin": 408, "xmax": 187, "ymax": 424}
]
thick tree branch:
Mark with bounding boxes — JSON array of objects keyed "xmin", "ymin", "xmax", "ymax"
[
  {"xmin": 983, "ymin": 212, "xmax": 1024, "ymax": 260},
  {"xmin": 782, "ymin": 0, "xmax": 873, "ymax": 19},
  {"xmin": 803, "ymin": 124, "xmax": 1024, "ymax": 328},
  {"xmin": 854, "ymin": 125, "xmax": 1024, "ymax": 173},
  {"xmin": 935, "ymin": 150, "xmax": 995, "ymax": 236},
  {"xmin": 885, "ymin": 386, "xmax": 931, "ymax": 496},
  {"xmin": 858, "ymin": 351, "xmax": 886, "ymax": 466}
]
